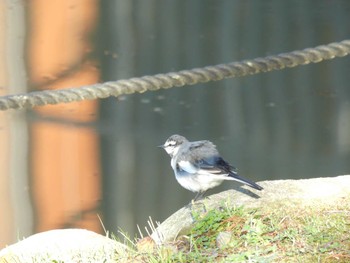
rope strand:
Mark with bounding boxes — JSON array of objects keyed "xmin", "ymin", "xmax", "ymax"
[{"xmin": 1, "ymin": 40, "xmax": 349, "ymax": 111}]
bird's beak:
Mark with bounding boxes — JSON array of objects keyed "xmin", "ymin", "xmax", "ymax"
[{"xmin": 157, "ymin": 144, "xmax": 165, "ymax": 148}]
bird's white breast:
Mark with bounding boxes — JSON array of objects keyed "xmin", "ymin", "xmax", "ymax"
[
  {"xmin": 171, "ymin": 159, "xmax": 225, "ymax": 192},
  {"xmin": 175, "ymin": 172, "xmax": 224, "ymax": 192}
]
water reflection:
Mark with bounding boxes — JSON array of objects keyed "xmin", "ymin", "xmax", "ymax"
[{"xmin": 1, "ymin": 0, "xmax": 350, "ymax": 249}]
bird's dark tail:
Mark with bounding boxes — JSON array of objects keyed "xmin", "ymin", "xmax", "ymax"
[{"xmin": 228, "ymin": 171, "xmax": 263, "ymax": 190}]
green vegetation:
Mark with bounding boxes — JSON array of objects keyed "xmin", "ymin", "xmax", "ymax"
[{"xmin": 132, "ymin": 203, "xmax": 350, "ymax": 262}]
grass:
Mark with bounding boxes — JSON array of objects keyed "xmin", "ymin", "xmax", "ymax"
[
  {"xmin": 2, "ymin": 201, "xmax": 349, "ymax": 262},
  {"xmin": 129, "ymin": 202, "xmax": 350, "ymax": 263}
]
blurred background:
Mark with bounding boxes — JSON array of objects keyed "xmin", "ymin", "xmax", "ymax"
[{"xmin": 1, "ymin": 0, "xmax": 350, "ymax": 248}]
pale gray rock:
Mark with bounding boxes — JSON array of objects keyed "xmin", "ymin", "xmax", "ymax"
[
  {"xmin": 1, "ymin": 176, "xmax": 349, "ymax": 260},
  {"xmin": 151, "ymin": 175, "xmax": 350, "ymax": 245},
  {"xmin": 0, "ymin": 228, "xmax": 129, "ymax": 262}
]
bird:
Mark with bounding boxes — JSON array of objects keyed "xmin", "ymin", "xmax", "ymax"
[{"xmin": 159, "ymin": 134, "xmax": 263, "ymax": 201}]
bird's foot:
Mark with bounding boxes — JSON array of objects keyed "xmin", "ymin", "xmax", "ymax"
[
  {"xmin": 186, "ymin": 191, "xmax": 208, "ymax": 214},
  {"xmin": 188, "ymin": 200, "xmax": 207, "ymax": 220},
  {"xmin": 185, "ymin": 192, "xmax": 205, "ymax": 208}
]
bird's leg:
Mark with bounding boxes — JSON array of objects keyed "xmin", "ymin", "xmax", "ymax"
[
  {"xmin": 187, "ymin": 191, "xmax": 204, "ymax": 208},
  {"xmin": 193, "ymin": 190, "xmax": 206, "ymax": 202},
  {"xmin": 187, "ymin": 191, "xmax": 208, "ymax": 215},
  {"xmin": 185, "ymin": 191, "xmax": 208, "ymax": 209}
]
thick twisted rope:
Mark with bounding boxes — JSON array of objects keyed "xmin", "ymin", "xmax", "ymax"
[{"xmin": 1, "ymin": 40, "xmax": 350, "ymax": 111}]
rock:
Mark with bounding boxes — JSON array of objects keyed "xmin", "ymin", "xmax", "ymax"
[
  {"xmin": 0, "ymin": 228, "xmax": 130, "ymax": 262},
  {"xmin": 151, "ymin": 175, "xmax": 350, "ymax": 245},
  {"xmin": 2, "ymin": 175, "xmax": 349, "ymax": 260}
]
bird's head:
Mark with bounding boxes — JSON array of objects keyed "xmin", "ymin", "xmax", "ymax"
[{"xmin": 158, "ymin": 134, "xmax": 188, "ymax": 157}]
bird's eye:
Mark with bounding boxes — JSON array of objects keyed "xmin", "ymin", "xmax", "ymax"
[{"xmin": 166, "ymin": 141, "xmax": 176, "ymax": 147}]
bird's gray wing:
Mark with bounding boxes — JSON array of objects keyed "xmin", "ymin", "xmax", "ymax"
[
  {"xmin": 179, "ymin": 140, "xmax": 218, "ymax": 161},
  {"xmin": 176, "ymin": 140, "xmax": 235, "ymax": 175}
]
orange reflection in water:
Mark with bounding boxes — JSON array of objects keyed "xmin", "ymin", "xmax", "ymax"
[{"xmin": 27, "ymin": 0, "xmax": 102, "ymax": 233}]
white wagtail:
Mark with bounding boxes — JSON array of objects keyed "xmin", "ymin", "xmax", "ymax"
[{"xmin": 159, "ymin": 134, "xmax": 263, "ymax": 201}]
